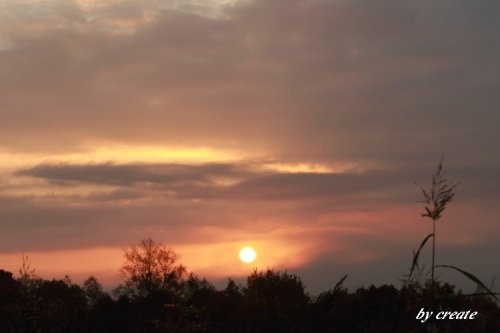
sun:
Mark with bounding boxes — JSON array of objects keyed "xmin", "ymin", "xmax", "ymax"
[{"xmin": 239, "ymin": 247, "xmax": 257, "ymax": 263}]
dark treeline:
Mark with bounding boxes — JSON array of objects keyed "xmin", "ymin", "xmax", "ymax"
[{"xmin": 1, "ymin": 239, "xmax": 499, "ymax": 332}]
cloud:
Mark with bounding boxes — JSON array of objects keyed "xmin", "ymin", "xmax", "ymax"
[
  {"xmin": 0, "ymin": 0, "xmax": 497, "ymax": 166},
  {"xmin": 16, "ymin": 162, "xmax": 255, "ymax": 186},
  {"xmin": 14, "ymin": 161, "xmax": 416, "ymax": 205},
  {"xmin": 17, "ymin": 160, "xmax": 500, "ymax": 204}
]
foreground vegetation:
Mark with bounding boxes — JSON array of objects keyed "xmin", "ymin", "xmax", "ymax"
[{"xmin": 0, "ymin": 240, "xmax": 498, "ymax": 332}]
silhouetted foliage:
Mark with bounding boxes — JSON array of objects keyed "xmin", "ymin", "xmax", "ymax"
[
  {"xmin": 244, "ymin": 269, "xmax": 310, "ymax": 333},
  {"xmin": 118, "ymin": 238, "xmax": 187, "ymax": 298},
  {"xmin": 414, "ymin": 159, "xmax": 459, "ymax": 292},
  {"xmin": 33, "ymin": 278, "xmax": 87, "ymax": 332},
  {"xmin": 0, "ymin": 238, "xmax": 498, "ymax": 332},
  {"xmin": 82, "ymin": 275, "xmax": 107, "ymax": 307},
  {"xmin": 308, "ymin": 275, "xmax": 348, "ymax": 332},
  {"xmin": 0, "ymin": 266, "xmax": 497, "ymax": 332},
  {"xmin": 0, "ymin": 270, "xmax": 19, "ymax": 332},
  {"xmin": 409, "ymin": 160, "xmax": 499, "ymax": 318}
]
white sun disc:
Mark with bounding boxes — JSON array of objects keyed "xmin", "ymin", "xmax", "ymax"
[{"xmin": 239, "ymin": 247, "xmax": 257, "ymax": 263}]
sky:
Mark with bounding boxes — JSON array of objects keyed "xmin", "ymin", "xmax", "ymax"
[{"xmin": 0, "ymin": 0, "xmax": 499, "ymax": 294}]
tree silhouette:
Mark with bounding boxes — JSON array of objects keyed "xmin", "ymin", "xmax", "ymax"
[
  {"xmin": 119, "ymin": 238, "xmax": 187, "ymax": 298},
  {"xmin": 244, "ymin": 269, "xmax": 310, "ymax": 333},
  {"xmin": 0, "ymin": 270, "xmax": 19, "ymax": 332},
  {"xmin": 0, "ymin": 259, "xmax": 498, "ymax": 332},
  {"xmin": 82, "ymin": 276, "xmax": 107, "ymax": 307}
]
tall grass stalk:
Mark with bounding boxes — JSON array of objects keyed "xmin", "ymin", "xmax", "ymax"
[{"xmin": 416, "ymin": 159, "xmax": 459, "ymax": 299}]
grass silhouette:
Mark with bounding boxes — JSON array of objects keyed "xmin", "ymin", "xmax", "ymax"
[
  {"xmin": 407, "ymin": 159, "xmax": 498, "ymax": 304},
  {"xmin": 415, "ymin": 158, "xmax": 459, "ymax": 295}
]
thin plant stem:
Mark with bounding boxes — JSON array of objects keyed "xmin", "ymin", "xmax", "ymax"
[
  {"xmin": 431, "ymin": 217, "xmax": 436, "ymax": 305},
  {"xmin": 432, "ymin": 219, "xmax": 435, "ymax": 284}
]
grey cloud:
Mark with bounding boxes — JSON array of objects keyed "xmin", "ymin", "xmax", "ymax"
[
  {"xmin": 0, "ymin": 0, "xmax": 497, "ymax": 167},
  {"xmin": 177, "ymin": 163, "xmax": 500, "ymax": 203},
  {"xmin": 16, "ymin": 162, "xmax": 256, "ymax": 186},
  {"xmin": 14, "ymin": 162, "xmax": 413, "ymax": 203},
  {"xmin": 14, "ymin": 161, "xmax": 500, "ymax": 204},
  {"xmin": 183, "ymin": 171, "xmax": 413, "ymax": 202}
]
